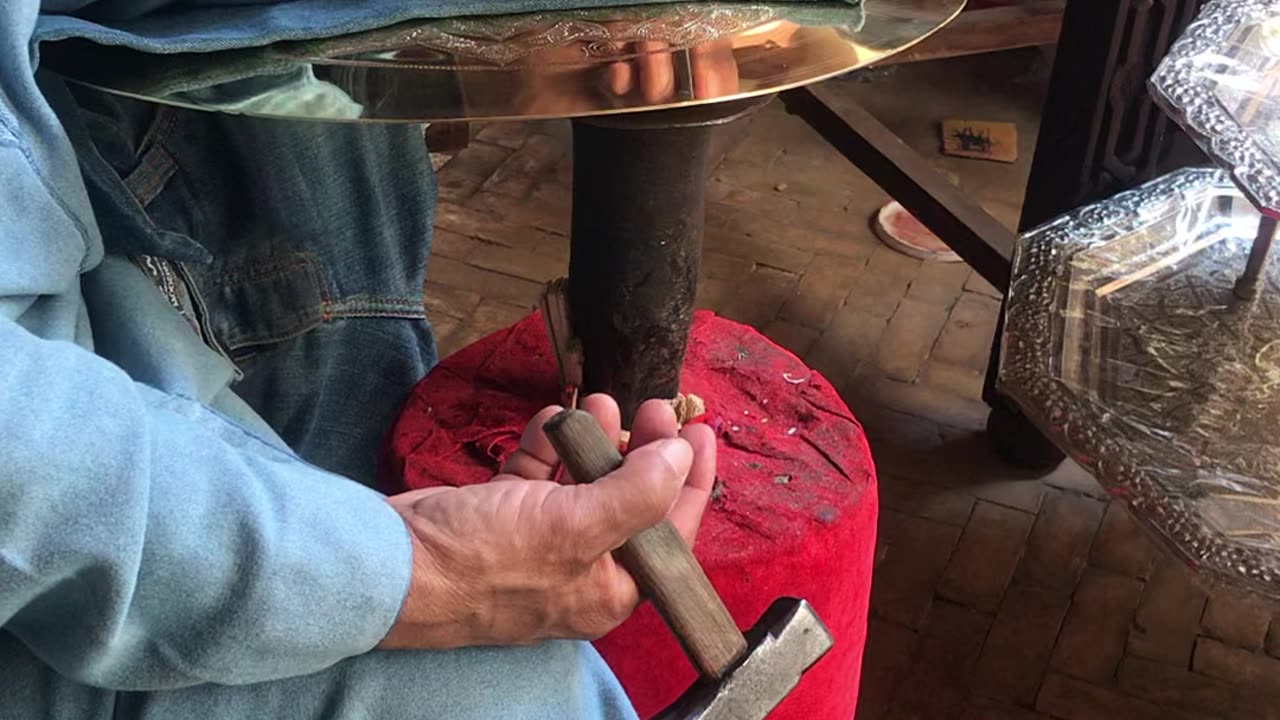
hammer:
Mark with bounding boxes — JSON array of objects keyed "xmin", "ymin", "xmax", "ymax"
[{"xmin": 543, "ymin": 409, "xmax": 833, "ymax": 719}]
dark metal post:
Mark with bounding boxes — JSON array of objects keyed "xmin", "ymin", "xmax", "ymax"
[
  {"xmin": 568, "ymin": 98, "xmax": 767, "ymax": 426},
  {"xmin": 1233, "ymin": 216, "xmax": 1277, "ymax": 300},
  {"xmin": 1016, "ymin": 0, "xmax": 1207, "ymax": 228}
]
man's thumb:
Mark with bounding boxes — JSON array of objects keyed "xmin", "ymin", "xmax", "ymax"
[{"xmin": 574, "ymin": 437, "xmax": 692, "ymax": 552}]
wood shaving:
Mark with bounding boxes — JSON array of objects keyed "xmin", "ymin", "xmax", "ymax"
[
  {"xmin": 615, "ymin": 393, "xmax": 706, "ymax": 449},
  {"xmin": 670, "ymin": 393, "xmax": 706, "ymax": 424}
]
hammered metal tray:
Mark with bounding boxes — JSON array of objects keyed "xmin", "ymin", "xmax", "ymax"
[
  {"xmin": 41, "ymin": 0, "xmax": 964, "ymax": 122},
  {"xmin": 1151, "ymin": 0, "xmax": 1280, "ymax": 215},
  {"xmin": 1000, "ymin": 167, "xmax": 1280, "ymax": 597}
]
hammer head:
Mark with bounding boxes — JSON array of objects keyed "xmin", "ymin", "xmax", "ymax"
[{"xmin": 654, "ymin": 598, "xmax": 834, "ymax": 720}]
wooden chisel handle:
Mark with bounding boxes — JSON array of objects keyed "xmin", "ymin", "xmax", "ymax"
[{"xmin": 542, "ymin": 409, "xmax": 747, "ymax": 679}]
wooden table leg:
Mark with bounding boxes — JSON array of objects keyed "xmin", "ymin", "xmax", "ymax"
[
  {"xmin": 779, "ymin": 85, "xmax": 1016, "ymax": 291},
  {"xmin": 568, "ymin": 97, "xmax": 769, "ymax": 426}
]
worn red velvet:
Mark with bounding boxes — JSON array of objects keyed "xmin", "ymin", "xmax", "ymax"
[{"xmin": 382, "ymin": 311, "xmax": 878, "ymax": 719}]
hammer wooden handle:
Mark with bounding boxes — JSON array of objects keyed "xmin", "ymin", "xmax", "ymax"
[{"xmin": 543, "ymin": 409, "xmax": 748, "ymax": 679}]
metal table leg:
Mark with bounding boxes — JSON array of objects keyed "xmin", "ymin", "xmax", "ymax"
[
  {"xmin": 1234, "ymin": 216, "xmax": 1277, "ymax": 301},
  {"xmin": 568, "ymin": 97, "xmax": 769, "ymax": 426}
]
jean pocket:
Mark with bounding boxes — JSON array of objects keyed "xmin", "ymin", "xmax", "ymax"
[{"xmin": 198, "ymin": 252, "xmax": 328, "ymax": 355}]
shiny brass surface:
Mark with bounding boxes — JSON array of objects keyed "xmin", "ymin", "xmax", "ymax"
[{"xmin": 44, "ymin": 1, "xmax": 964, "ymax": 123}]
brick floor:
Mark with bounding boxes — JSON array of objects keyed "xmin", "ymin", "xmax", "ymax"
[{"xmin": 422, "ymin": 50, "xmax": 1280, "ymax": 718}]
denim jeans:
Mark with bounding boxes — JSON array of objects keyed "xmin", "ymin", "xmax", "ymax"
[{"xmin": 68, "ymin": 83, "xmax": 441, "ymax": 486}]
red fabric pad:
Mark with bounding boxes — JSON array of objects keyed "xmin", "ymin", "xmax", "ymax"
[{"xmin": 382, "ymin": 311, "xmax": 878, "ymax": 719}]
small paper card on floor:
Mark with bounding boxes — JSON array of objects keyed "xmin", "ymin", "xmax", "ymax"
[{"xmin": 941, "ymin": 119, "xmax": 1018, "ymax": 163}]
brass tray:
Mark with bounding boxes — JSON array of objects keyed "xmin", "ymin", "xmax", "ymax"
[{"xmin": 42, "ymin": 0, "xmax": 964, "ymax": 123}]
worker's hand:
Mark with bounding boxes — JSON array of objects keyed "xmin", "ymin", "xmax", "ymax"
[
  {"xmin": 604, "ymin": 39, "xmax": 740, "ymax": 102},
  {"xmin": 378, "ymin": 394, "xmax": 716, "ymax": 650}
]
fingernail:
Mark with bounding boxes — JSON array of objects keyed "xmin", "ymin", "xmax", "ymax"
[{"xmin": 653, "ymin": 437, "xmax": 693, "ymax": 473}]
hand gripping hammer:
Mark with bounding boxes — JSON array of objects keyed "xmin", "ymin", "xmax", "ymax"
[{"xmin": 543, "ymin": 409, "xmax": 834, "ymax": 720}]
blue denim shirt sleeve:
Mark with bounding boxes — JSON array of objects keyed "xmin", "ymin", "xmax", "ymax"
[{"xmin": 1, "ymin": 0, "xmax": 412, "ymax": 690}]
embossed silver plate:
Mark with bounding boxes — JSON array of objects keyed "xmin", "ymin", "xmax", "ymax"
[
  {"xmin": 1150, "ymin": 0, "xmax": 1280, "ymax": 215},
  {"xmin": 42, "ymin": 0, "xmax": 965, "ymax": 122},
  {"xmin": 999, "ymin": 167, "xmax": 1280, "ymax": 597}
]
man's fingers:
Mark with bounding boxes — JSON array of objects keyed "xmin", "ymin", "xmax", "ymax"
[
  {"xmin": 503, "ymin": 396, "xmax": 619, "ymax": 481},
  {"xmin": 606, "ymin": 46, "xmax": 633, "ymax": 96},
  {"xmin": 690, "ymin": 41, "xmax": 739, "ymax": 99},
  {"xmin": 501, "ymin": 404, "xmax": 565, "ymax": 480},
  {"xmin": 600, "ymin": 29, "xmax": 632, "ymax": 96},
  {"xmin": 625, "ymin": 401, "xmax": 716, "ymax": 546},
  {"xmin": 666, "ymin": 423, "xmax": 717, "ymax": 545},
  {"xmin": 580, "ymin": 393, "xmax": 621, "ymax": 449},
  {"xmin": 562, "ymin": 437, "xmax": 692, "ymax": 557},
  {"xmin": 636, "ymin": 41, "xmax": 675, "ymax": 102},
  {"xmin": 627, "ymin": 398, "xmax": 679, "ymax": 450}
]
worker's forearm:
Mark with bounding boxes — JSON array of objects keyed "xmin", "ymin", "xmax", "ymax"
[
  {"xmin": 2, "ymin": 0, "xmax": 416, "ymax": 692},
  {"xmin": 0, "ymin": 316, "xmax": 412, "ymax": 691}
]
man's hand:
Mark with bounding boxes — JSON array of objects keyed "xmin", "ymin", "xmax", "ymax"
[
  {"xmin": 378, "ymin": 394, "xmax": 716, "ymax": 650},
  {"xmin": 605, "ymin": 39, "xmax": 741, "ymax": 102}
]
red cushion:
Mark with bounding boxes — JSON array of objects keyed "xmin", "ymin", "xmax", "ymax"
[{"xmin": 382, "ymin": 310, "xmax": 878, "ymax": 719}]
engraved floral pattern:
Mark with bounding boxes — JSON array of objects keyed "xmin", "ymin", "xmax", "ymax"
[
  {"xmin": 1150, "ymin": 0, "xmax": 1280, "ymax": 214},
  {"xmin": 285, "ymin": 4, "xmax": 796, "ymax": 66}
]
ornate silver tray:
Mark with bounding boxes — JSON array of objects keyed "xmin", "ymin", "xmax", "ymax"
[
  {"xmin": 1000, "ymin": 167, "xmax": 1280, "ymax": 597},
  {"xmin": 1150, "ymin": 0, "xmax": 1280, "ymax": 215}
]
